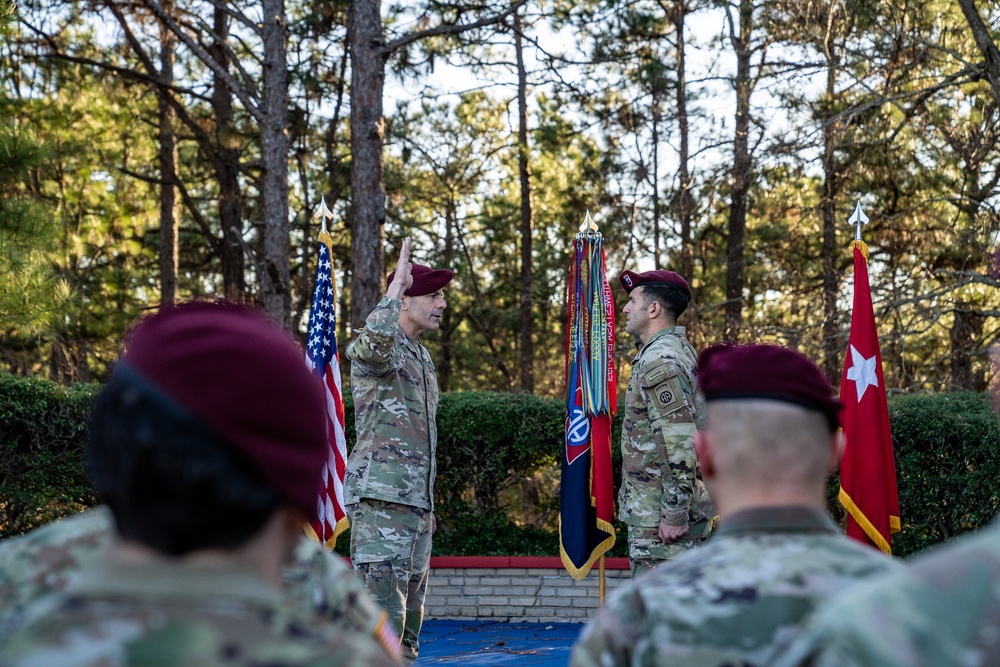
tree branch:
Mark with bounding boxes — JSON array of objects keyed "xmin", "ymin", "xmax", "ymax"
[
  {"xmin": 382, "ymin": 0, "xmax": 528, "ymax": 54},
  {"xmin": 118, "ymin": 165, "xmax": 222, "ymax": 254},
  {"xmin": 136, "ymin": 0, "xmax": 264, "ymax": 123},
  {"xmin": 957, "ymin": 0, "xmax": 1000, "ymax": 109}
]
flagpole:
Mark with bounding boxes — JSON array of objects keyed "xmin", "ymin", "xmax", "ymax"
[{"xmin": 599, "ymin": 556, "xmax": 606, "ymax": 605}]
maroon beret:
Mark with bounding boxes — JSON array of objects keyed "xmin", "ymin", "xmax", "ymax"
[
  {"xmin": 387, "ymin": 263, "xmax": 454, "ymax": 297},
  {"xmin": 619, "ymin": 269, "xmax": 691, "ymax": 299},
  {"xmin": 118, "ymin": 302, "xmax": 328, "ymax": 518},
  {"xmin": 698, "ymin": 343, "xmax": 842, "ymax": 432}
]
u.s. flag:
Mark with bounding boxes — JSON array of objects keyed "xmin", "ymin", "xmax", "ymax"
[{"xmin": 305, "ymin": 232, "xmax": 349, "ymax": 548}]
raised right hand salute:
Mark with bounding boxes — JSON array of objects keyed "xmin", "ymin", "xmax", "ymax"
[{"xmin": 386, "ymin": 237, "xmax": 413, "ymax": 300}]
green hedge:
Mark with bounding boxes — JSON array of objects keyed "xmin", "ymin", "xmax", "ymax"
[
  {"xmin": 0, "ymin": 375, "xmax": 96, "ymax": 537},
  {"xmin": 887, "ymin": 392, "xmax": 1000, "ymax": 556},
  {"xmin": 3, "ymin": 373, "xmax": 1000, "ymax": 559}
]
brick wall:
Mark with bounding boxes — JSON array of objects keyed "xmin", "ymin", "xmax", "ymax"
[{"xmin": 423, "ymin": 556, "xmax": 632, "ymax": 624}]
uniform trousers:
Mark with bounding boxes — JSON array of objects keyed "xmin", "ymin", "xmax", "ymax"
[{"xmin": 349, "ymin": 499, "xmax": 433, "ymax": 664}]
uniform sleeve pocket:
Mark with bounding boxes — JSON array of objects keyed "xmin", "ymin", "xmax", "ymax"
[{"xmin": 354, "ymin": 451, "xmax": 373, "ymax": 492}]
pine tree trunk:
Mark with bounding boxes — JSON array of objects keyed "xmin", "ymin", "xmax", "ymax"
[
  {"xmin": 674, "ymin": 0, "xmax": 694, "ymax": 286},
  {"xmin": 957, "ymin": 0, "xmax": 1000, "ymax": 108},
  {"xmin": 158, "ymin": 7, "xmax": 178, "ymax": 307},
  {"xmin": 651, "ymin": 101, "xmax": 661, "ymax": 270},
  {"xmin": 950, "ymin": 301, "xmax": 982, "ymax": 390},
  {"xmin": 349, "ymin": 0, "xmax": 388, "ymax": 330},
  {"xmin": 260, "ymin": 0, "xmax": 291, "ymax": 327},
  {"xmin": 724, "ymin": 0, "xmax": 753, "ymax": 343},
  {"xmin": 210, "ymin": 7, "xmax": 245, "ymax": 302},
  {"xmin": 440, "ymin": 203, "xmax": 455, "ymax": 392},
  {"xmin": 821, "ymin": 47, "xmax": 842, "ymax": 381},
  {"xmin": 515, "ymin": 9, "xmax": 534, "ymax": 393}
]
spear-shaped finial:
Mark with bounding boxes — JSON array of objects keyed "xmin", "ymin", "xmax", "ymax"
[
  {"xmin": 849, "ymin": 200, "xmax": 869, "ymax": 242},
  {"xmin": 579, "ymin": 209, "xmax": 599, "ymax": 234},
  {"xmin": 314, "ymin": 196, "xmax": 335, "ymax": 234}
]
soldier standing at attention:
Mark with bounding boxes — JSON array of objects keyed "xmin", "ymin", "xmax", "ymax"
[
  {"xmin": 345, "ymin": 236, "xmax": 452, "ymax": 664},
  {"xmin": 617, "ymin": 269, "xmax": 714, "ymax": 576},
  {"xmin": 571, "ymin": 344, "xmax": 899, "ymax": 667},
  {"xmin": 0, "ymin": 302, "xmax": 397, "ymax": 666}
]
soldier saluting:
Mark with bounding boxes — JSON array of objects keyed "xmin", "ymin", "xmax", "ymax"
[
  {"xmin": 617, "ymin": 269, "xmax": 715, "ymax": 576},
  {"xmin": 345, "ymin": 237, "xmax": 453, "ymax": 665}
]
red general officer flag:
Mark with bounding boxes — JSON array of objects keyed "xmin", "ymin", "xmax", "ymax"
[{"xmin": 839, "ymin": 241, "xmax": 900, "ymax": 554}]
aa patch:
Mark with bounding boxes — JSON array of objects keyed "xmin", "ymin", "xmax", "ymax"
[
  {"xmin": 652, "ymin": 379, "xmax": 683, "ymax": 413},
  {"xmin": 657, "ymin": 384, "xmax": 675, "ymax": 407}
]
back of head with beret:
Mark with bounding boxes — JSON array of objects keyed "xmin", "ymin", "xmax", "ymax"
[
  {"xmin": 116, "ymin": 301, "xmax": 328, "ymax": 517},
  {"xmin": 698, "ymin": 343, "xmax": 842, "ymax": 432}
]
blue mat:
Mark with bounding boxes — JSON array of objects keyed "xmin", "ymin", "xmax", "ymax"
[{"xmin": 414, "ymin": 619, "xmax": 583, "ymax": 665}]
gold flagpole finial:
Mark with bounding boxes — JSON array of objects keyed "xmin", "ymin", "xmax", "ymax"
[
  {"xmin": 579, "ymin": 210, "xmax": 599, "ymax": 235},
  {"xmin": 314, "ymin": 196, "xmax": 335, "ymax": 235}
]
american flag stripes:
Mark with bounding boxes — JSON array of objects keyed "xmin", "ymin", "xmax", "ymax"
[{"xmin": 305, "ymin": 232, "xmax": 349, "ymax": 548}]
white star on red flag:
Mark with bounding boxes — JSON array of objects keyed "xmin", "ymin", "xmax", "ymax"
[{"xmin": 847, "ymin": 344, "xmax": 879, "ymax": 401}]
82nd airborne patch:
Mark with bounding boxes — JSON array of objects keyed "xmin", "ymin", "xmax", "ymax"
[
  {"xmin": 657, "ymin": 384, "xmax": 675, "ymax": 408},
  {"xmin": 650, "ymin": 378, "xmax": 684, "ymax": 415}
]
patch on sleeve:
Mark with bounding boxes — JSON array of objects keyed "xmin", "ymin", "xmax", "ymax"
[
  {"xmin": 652, "ymin": 379, "xmax": 683, "ymax": 412},
  {"xmin": 641, "ymin": 363, "xmax": 686, "ymax": 415},
  {"xmin": 641, "ymin": 364, "xmax": 671, "ymax": 388}
]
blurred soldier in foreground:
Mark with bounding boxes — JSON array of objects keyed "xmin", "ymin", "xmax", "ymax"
[
  {"xmin": 775, "ymin": 349, "xmax": 1000, "ymax": 667},
  {"xmin": 0, "ymin": 507, "xmax": 400, "ymax": 659},
  {"xmin": 345, "ymin": 237, "xmax": 453, "ymax": 664},
  {"xmin": 617, "ymin": 269, "xmax": 714, "ymax": 575},
  {"xmin": 571, "ymin": 344, "xmax": 899, "ymax": 667},
  {"xmin": 776, "ymin": 528, "xmax": 1000, "ymax": 667},
  {"xmin": 0, "ymin": 302, "xmax": 397, "ymax": 666}
]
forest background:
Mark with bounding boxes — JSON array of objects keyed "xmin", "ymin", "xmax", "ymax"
[{"xmin": 4, "ymin": 0, "xmax": 1000, "ymax": 400}]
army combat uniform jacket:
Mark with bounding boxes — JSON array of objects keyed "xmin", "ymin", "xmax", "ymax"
[
  {"xmin": 570, "ymin": 506, "xmax": 900, "ymax": 667},
  {"xmin": 776, "ymin": 520, "xmax": 1000, "ymax": 667},
  {"xmin": 345, "ymin": 296, "xmax": 438, "ymax": 510},
  {"xmin": 0, "ymin": 507, "xmax": 399, "ymax": 659},
  {"xmin": 619, "ymin": 326, "xmax": 710, "ymax": 530},
  {"xmin": 0, "ymin": 560, "xmax": 397, "ymax": 667}
]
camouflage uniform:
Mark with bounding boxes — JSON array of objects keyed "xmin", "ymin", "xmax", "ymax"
[
  {"xmin": 776, "ymin": 521, "xmax": 1000, "ymax": 667},
  {"xmin": 0, "ymin": 507, "xmax": 400, "ymax": 661},
  {"xmin": 570, "ymin": 506, "xmax": 899, "ymax": 667},
  {"xmin": 0, "ymin": 560, "xmax": 397, "ymax": 667},
  {"xmin": 619, "ymin": 325, "xmax": 713, "ymax": 574},
  {"xmin": 346, "ymin": 296, "xmax": 438, "ymax": 664}
]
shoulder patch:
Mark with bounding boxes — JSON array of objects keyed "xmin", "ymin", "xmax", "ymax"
[
  {"xmin": 640, "ymin": 363, "xmax": 677, "ymax": 388},
  {"xmin": 652, "ymin": 380, "xmax": 683, "ymax": 412}
]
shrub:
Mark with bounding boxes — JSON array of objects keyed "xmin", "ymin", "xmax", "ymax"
[
  {"xmin": 432, "ymin": 503, "xmax": 558, "ymax": 556},
  {"xmin": 888, "ymin": 391, "xmax": 1000, "ymax": 557},
  {"xmin": 434, "ymin": 391, "xmax": 563, "ymax": 516},
  {"xmin": 0, "ymin": 375, "xmax": 96, "ymax": 537},
  {"xmin": 2, "ymin": 374, "xmax": 999, "ymax": 561}
]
